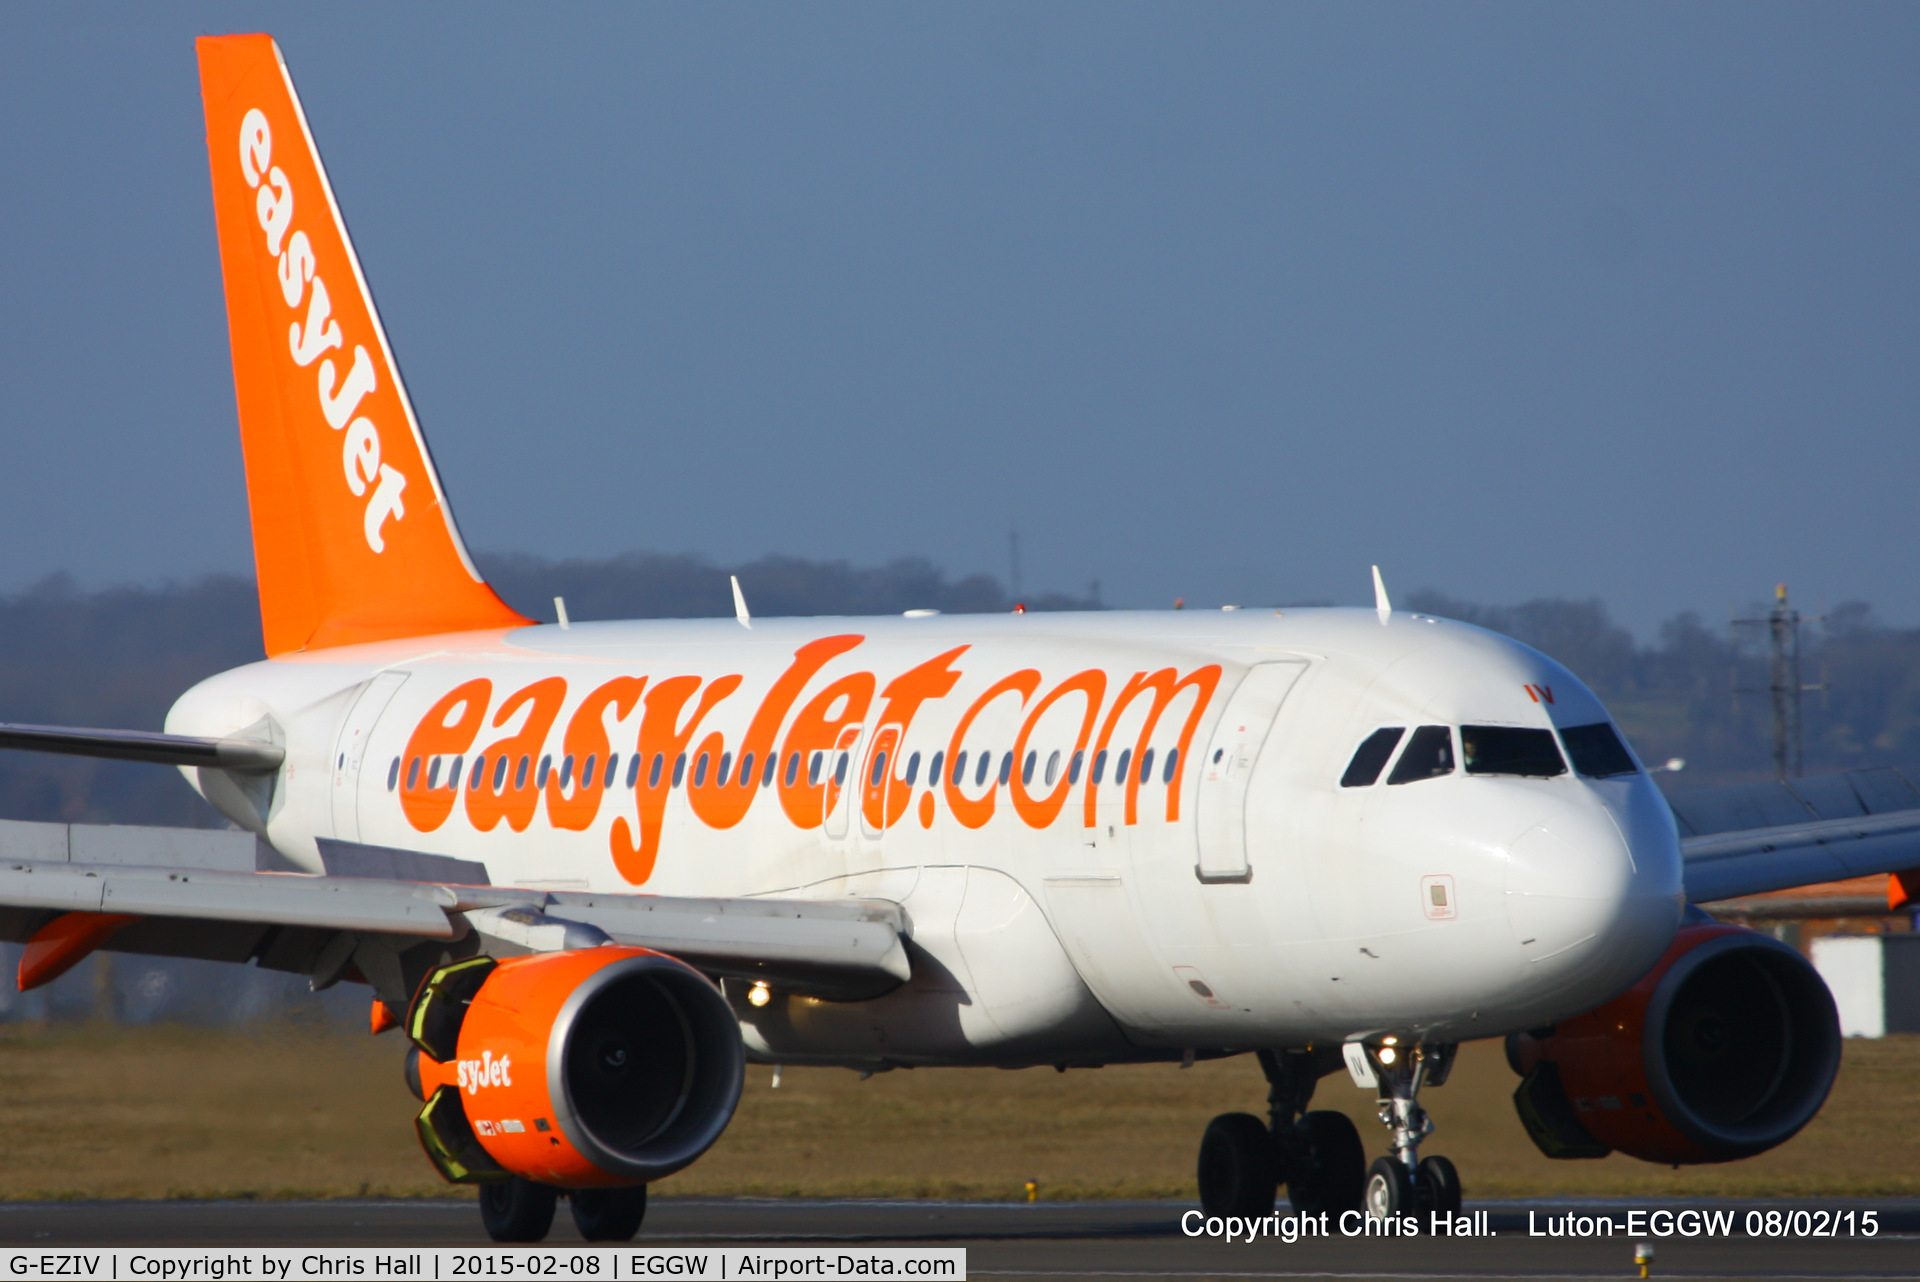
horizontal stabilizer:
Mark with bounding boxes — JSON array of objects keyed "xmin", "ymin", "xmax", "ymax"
[{"xmin": 0, "ymin": 723, "xmax": 283, "ymax": 772}]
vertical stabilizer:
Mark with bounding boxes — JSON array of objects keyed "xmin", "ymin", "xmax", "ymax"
[{"xmin": 197, "ymin": 35, "xmax": 529, "ymax": 655}]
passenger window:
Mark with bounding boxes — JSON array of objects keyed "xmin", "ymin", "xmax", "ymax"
[
  {"xmin": 448, "ymin": 755, "xmax": 463, "ymax": 790},
  {"xmin": 537, "ymin": 755, "xmax": 553, "ymax": 788},
  {"xmin": 1139, "ymin": 748, "xmax": 1155, "ymax": 784},
  {"xmin": 1162, "ymin": 747, "xmax": 1179, "ymax": 783},
  {"xmin": 1386, "ymin": 726, "xmax": 1453, "ymax": 785},
  {"xmin": 1561, "ymin": 723, "xmax": 1639, "ymax": 778},
  {"xmin": 870, "ymin": 750, "xmax": 888, "ymax": 788},
  {"xmin": 626, "ymin": 754, "xmax": 641, "ymax": 788},
  {"xmin": 427, "ymin": 758, "xmax": 442, "ymax": 790},
  {"xmin": 762, "ymin": 754, "xmax": 777, "ymax": 788},
  {"xmin": 1045, "ymin": 751, "xmax": 1061, "ymax": 786},
  {"xmin": 694, "ymin": 754, "xmax": 710, "ymax": 787},
  {"xmin": 1341, "ymin": 728, "xmax": 1405, "ymax": 788},
  {"xmin": 1093, "ymin": 750, "xmax": 1108, "ymax": 784},
  {"xmin": 581, "ymin": 754, "xmax": 596, "ymax": 788},
  {"xmin": 1115, "ymin": 749, "xmax": 1132, "ymax": 785},
  {"xmin": 950, "ymin": 751, "xmax": 967, "ymax": 785},
  {"xmin": 388, "ymin": 758, "xmax": 400, "ymax": 791},
  {"xmin": 672, "ymin": 753, "xmax": 687, "ymax": 787},
  {"xmin": 1022, "ymin": 751, "xmax": 1036, "ymax": 785},
  {"xmin": 515, "ymin": 756, "xmax": 530, "ymax": 790},
  {"xmin": 928, "ymin": 751, "xmax": 943, "ymax": 785},
  {"xmin": 1069, "ymin": 751, "xmax": 1084, "ymax": 785},
  {"xmin": 1461, "ymin": 725, "xmax": 1567, "ymax": 778},
  {"xmin": 906, "ymin": 752, "xmax": 922, "ymax": 786},
  {"xmin": 738, "ymin": 752, "xmax": 754, "ymax": 787},
  {"xmin": 785, "ymin": 752, "xmax": 800, "ymax": 787},
  {"xmin": 717, "ymin": 752, "xmax": 731, "ymax": 785},
  {"xmin": 998, "ymin": 752, "xmax": 1013, "ymax": 785},
  {"xmin": 809, "ymin": 751, "xmax": 824, "ymax": 786},
  {"xmin": 834, "ymin": 752, "xmax": 850, "ymax": 786},
  {"xmin": 494, "ymin": 756, "xmax": 509, "ymax": 792},
  {"xmin": 648, "ymin": 754, "xmax": 663, "ymax": 788},
  {"xmin": 560, "ymin": 755, "xmax": 574, "ymax": 789},
  {"xmin": 975, "ymin": 752, "xmax": 991, "ymax": 787}
]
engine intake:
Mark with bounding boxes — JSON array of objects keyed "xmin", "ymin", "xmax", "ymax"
[
  {"xmin": 407, "ymin": 946, "xmax": 744, "ymax": 1187},
  {"xmin": 1508, "ymin": 921, "xmax": 1841, "ymax": 1165}
]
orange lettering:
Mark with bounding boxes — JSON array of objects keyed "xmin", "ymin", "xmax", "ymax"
[
  {"xmin": 399, "ymin": 679, "xmax": 490, "ymax": 832},
  {"xmin": 860, "ymin": 647, "xmax": 967, "ymax": 832},
  {"xmin": 777, "ymin": 673, "xmax": 876, "ymax": 829},
  {"xmin": 1010, "ymin": 670, "xmax": 1106, "ymax": 829},
  {"xmin": 687, "ymin": 636, "xmax": 864, "ymax": 830},
  {"xmin": 609, "ymin": 674, "xmax": 741, "ymax": 884},
  {"xmin": 465, "ymin": 677, "xmax": 567, "ymax": 834},
  {"xmin": 942, "ymin": 671, "xmax": 1042, "ymax": 830},
  {"xmin": 546, "ymin": 677, "xmax": 646, "ymax": 831},
  {"xmin": 1083, "ymin": 666, "xmax": 1221, "ymax": 826}
]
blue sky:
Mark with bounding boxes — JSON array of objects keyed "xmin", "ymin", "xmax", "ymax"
[{"xmin": 2, "ymin": 3, "xmax": 1916, "ymax": 636}]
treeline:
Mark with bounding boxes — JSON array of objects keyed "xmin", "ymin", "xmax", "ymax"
[{"xmin": 1404, "ymin": 591, "xmax": 1920, "ymax": 791}]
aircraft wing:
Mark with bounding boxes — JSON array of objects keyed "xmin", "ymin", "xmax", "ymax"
[
  {"xmin": 0, "ymin": 820, "xmax": 910, "ymax": 1008},
  {"xmin": 1677, "ymin": 766, "xmax": 1920, "ymax": 905}
]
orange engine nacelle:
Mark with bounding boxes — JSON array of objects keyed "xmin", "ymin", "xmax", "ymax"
[
  {"xmin": 404, "ymin": 946, "xmax": 744, "ymax": 1188},
  {"xmin": 1506, "ymin": 920, "xmax": 1841, "ymax": 1165}
]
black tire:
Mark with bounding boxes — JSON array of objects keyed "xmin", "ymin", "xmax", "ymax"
[
  {"xmin": 1197, "ymin": 1112, "xmax": 1278, "ymax": 1218},
  {"xmin": 570, "ymin": 1184, "xmax": 649, "ymax": 1242},
  {"xmin": 479, "ymin": 1177, "xmax": 558, "ymax": 1243},
  {"xmin": 1363, "ymin": 1156, "xmax": 1414, "ymax": 1221},
  {"xmin": 1286, "ymin": 1110, "xmax": 1366, "ymax": 1216},
  {"xmin": 1417, "ymin": 1155, "xmax": 1462, "ymax": 1217}
]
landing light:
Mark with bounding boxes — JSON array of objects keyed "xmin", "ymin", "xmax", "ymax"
[
  {"xmin": 1378, "ymin": 1046, "xmax": 1398, "ymax": 1065},
  {"xmin": 748, "ymin": 982, "xmax": 771, "ymax": 1008}
]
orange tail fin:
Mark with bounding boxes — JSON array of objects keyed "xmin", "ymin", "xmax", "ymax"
[{"xmin": 197, "ymin": 35, "xmax": 529, "ymax": 655}]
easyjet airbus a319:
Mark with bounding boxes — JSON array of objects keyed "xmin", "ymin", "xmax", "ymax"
[{"xmin": 2, "ymin": 35, "xmax": 1899, "ymax": 1242}]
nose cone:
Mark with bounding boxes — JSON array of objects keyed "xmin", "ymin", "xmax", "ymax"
[{"xmin": 1507, "ymin": 777, "xmax": 1683, "ymax": 1016}]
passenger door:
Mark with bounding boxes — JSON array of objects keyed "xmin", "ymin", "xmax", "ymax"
[
  {"xmin": 331, "ymin": 670, "xmax": 409, "ymax": 841},
  {"xmin": 1193, "ymin": 661, "xmax": 1307, "ymax": 882}
]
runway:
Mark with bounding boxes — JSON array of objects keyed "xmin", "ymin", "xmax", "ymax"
[{"xmin": 0, "ymin": 1198, "xmax": 1916, "ymax": 1279}]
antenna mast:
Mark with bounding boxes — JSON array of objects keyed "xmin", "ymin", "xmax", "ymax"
[{"xmin": 1732, "ymin": 583, "xmax": 1824, "ymax": 780}]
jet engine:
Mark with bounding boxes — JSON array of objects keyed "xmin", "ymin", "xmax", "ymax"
[
  {"xmin": 1506, "ymin": 920, "xmax": 1840, "ymax": 1165},
  {"xmin": 404, "ymin": 946, "xmax": 745, "ymax": 1188}
]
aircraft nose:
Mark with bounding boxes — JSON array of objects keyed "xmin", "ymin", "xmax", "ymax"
[{"xmin": 1507, "ymin": 782, "xmax": 1682, "ymax": 1004}]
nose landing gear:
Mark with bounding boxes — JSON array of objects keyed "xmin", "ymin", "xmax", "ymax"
[
  {"xmin": 1360, "ymin": 1040, "xmax": 1462, "ymax": 1220},
  {"xmin": 1196, "ymin": 1048, "xmax": 1366, "ymax": 1219}
]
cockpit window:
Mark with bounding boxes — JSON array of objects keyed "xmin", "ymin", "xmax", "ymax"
[
  {"xmin": 1341, "ymin": 727, "xmax": 1405, "ymax": 787},
  {"xmin": 1387, "ymin": 725, "xmax": 1455, "ymax": 784},
  {"xmin": 1561, "ymin": 722, "xmax": 1639, "ymax": 778},
  {"xmin": 1461, "ymin": 725, "xmax": 1566, "ymax": 778}
]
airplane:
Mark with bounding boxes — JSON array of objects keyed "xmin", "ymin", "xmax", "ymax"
[{"xmin": 1, "ymin": 31, "xmax": 1916, "ymax": 1244}]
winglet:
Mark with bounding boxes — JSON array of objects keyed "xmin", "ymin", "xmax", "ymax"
[
  {"xmin": 731, "ymin": 576, "xmax": 753, "ymax": 630},
  {"xmin": 1372, "ymin": 565, "xmax": 1391, "ymax": 626}
]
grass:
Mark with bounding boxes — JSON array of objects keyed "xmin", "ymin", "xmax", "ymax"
[{"xmin": 0, "ymin": 1023, "xmax": 1915, "ymax": 1201}]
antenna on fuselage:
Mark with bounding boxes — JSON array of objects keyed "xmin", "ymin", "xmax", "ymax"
[
  {"xmin": 1371, "ymin": 565, "xmax": 1391, "ymax": 626},
  {"xmin": 731, "ymin": 575, "xmax": 753, "ymax": 630}
]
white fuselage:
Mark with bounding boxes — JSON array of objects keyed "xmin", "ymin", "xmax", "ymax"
[{"xmin": 168, "ymin": 607, "xmax": 1684, "ymax": 1069}]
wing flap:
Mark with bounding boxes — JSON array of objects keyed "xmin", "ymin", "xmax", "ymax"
[{"xmin": 0, "ymin": 860, "xmax": 459, "ymax": 938}]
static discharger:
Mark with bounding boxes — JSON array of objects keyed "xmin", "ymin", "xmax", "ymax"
[
  {"xmin": 1373, "ymin": 565, "xmax": 1392, "ymax": 626},
  {"xmin": 554, "ymin": 597, "xmax": 569, "ymax": 630}
]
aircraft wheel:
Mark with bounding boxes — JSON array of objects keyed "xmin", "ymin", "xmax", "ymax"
[
  {"xmin": 1197, "ymin": 1112, "xmax": 1278, "ymax": 1218},
  {"xmin": 1286, "ymin": 1110, "xmax": 1365, "ymax": 1216},
  {"xmin": 1417, "ymin": 1155, "xmax": 1462, "ymax": 1217},
  {"xmin": 571, "ymin": 1184, "xmax": 649, "ymax": 1242},
  {"xmin": 480, "ymin": 1176, "xmax": 558, "ymax": 1243},
  {"xmin": 1363, "ymin": 1156, "xmax": 1415, "ymax": 1221}
]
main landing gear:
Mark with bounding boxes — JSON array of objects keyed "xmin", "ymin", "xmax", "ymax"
[
  {"xmin": 479, "ymin": 1176, "xmax": 649, "ymax": 1243},
  {"xmin": 1197, "ymin": 1048, "xmax": 1366, "ymax": 1219},
  {"xmin": 1359, "ymin": 1039, "xmax": 1461, "ymax": 1222}
]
